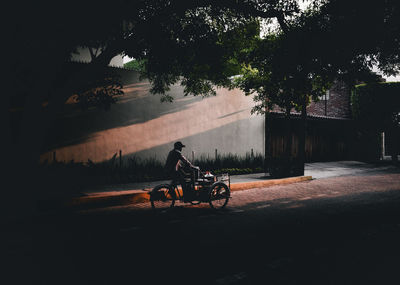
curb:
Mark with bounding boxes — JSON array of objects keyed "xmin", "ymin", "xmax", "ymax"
[
  {"xmin": 230, "ymin": 175, "xmax": 312, "ymax": 191},
  {"xmin": 38, "ymin": 176, "xmax": 312, "ymax": 211}
]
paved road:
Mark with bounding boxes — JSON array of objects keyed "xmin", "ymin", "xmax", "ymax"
[
  {"xmin": 304, "ymin": 160, "xmax": 400, "ymax": 179},
  {"xmin": 4, "ymin": 163, "xmax": 400, "ymax": 285}
]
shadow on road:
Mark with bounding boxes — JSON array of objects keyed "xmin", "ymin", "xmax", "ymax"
[{"xmin": 5, "ymin": 174, "xmax": 400, "ymax": 285}]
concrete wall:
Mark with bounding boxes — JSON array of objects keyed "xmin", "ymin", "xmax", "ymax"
[{"xmin": 40, "ymin": 71, "xmax": 265, "ymax": 163}]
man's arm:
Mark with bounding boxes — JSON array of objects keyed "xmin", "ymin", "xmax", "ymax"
[{"xmin": 178, "ymin": 152, "xmax": 198, "ymax": 169}]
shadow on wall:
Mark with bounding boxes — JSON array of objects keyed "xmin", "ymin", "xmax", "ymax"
[
  {"xmin": 42, "ymin": 114, "xmax": 264, "ymax": 164},
  {"xmin": 42, "ymin": 80, "xmax": 205, "ymax": 152},
  {"xmin": 121, "ymin": 116, "xmax": 265, "ymax": 163},
  {"xmin": 41, "ymin": 68, "xmax": 265, "ymax": 164}
]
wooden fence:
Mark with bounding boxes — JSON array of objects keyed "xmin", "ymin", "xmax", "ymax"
[{"xmin": 267, "ymin": 114, "xmax": 359, "ymax": 162}]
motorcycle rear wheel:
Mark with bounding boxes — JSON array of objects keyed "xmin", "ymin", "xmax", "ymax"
[{"xmin": 150, "ymin": 185, "xmax": 176, "ymax": 210}]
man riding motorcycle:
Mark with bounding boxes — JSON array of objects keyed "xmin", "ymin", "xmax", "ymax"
[{"xmin": 164, "ymin": 141, "xmax": 199, "ymax": 202}]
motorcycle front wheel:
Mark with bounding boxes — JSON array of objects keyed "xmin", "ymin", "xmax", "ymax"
[{"xmin": 209, "ymin": 183, "xmax": 230, "ymax": 210}]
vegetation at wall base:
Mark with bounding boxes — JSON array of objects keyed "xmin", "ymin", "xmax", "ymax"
[
  {"xmin": 213, "ymin": 168, "xmax": 263, "ymax": 175},
  {"xmin": 38, "ymin": 152, "xmax": 265, "ymax": 194},
  {"xmin": 194, "ymin": 152, "xmax": 264, "ymax": 173}
]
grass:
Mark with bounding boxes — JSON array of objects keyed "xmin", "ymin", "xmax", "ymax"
[{"xmin": 194, "ymin": 152, "xmax": 264, "ymax": 174}]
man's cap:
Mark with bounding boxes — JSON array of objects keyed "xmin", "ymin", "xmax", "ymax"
[{"xmin": 174, "ymin": 141, "xmax": 185, "ymax": 148}]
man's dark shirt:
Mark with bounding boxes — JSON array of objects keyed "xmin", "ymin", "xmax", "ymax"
[{"xmin": 165, "ymin": 149, "xmax": 194, "ymax": 177}]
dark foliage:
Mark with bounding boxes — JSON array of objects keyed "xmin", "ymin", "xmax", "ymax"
[{"xmin": 352, "ymin": 82, "xmax": 400, "ymax": 161}]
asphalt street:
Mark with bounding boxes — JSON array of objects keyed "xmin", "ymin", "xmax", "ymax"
[{"xmin": 4, "ymin": 161, "xmax": 400, "ymax": 285}]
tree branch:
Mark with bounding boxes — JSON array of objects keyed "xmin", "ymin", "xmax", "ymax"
[
  {"xmin": 88, "ymin": 47, "xmax": 96, "ymax": 61},
  {"xmin": 276, "ymin": 13, "xmax": 290, "ymax": 33}
]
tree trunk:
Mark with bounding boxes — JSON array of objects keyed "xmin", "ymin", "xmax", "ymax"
[
  {"xmin": 264, "ymin": 111, "xmax": 272, "ymax": 175},
  {"xmin": 280, "ymin": 104, "xmax": 292, "ymax": 177},
  {"xmin": 284, "ymin": 105, "xmax": 292, "ymax": 161},
  {"xmin": 297, "ymin": 96, "xmax": 307, "ymax": 176}
]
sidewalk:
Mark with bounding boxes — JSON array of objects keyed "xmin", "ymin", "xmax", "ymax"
[
  {"xmin": 38, "ymin": 161, "xmax": 399, "ymax": 211},
  {"xmin": 82, "ymin": 160, "xmax": 399, "ymax": 193}
]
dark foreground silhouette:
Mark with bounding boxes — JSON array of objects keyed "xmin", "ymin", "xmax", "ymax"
[{"xmin": 5, "ymin": 174, "xmax": 400, "ymax": 285}]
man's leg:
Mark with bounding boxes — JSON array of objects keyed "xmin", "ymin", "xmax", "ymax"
[{"xmin": 178, "ymin": 175, "xmax": 192, "ymax": 202}]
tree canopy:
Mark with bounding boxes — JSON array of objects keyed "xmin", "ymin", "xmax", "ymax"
[
  {"xmin": 233, "ymin": 0, "xmax": 400, "ymax": 113},
  {"xmin": 11, "ymin": 0, "xmax": 297, "ymax": 99},
  {"xmin": 295, "ymin": 0, "xmax": 400, "ymax": 80},
  {"xmin": 233, "ymin": 24, "xmax": 333, "ymax": 115},
  {"xmin": 352, "ymin": 82, "xmax": 400, "ymax": 130}
]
